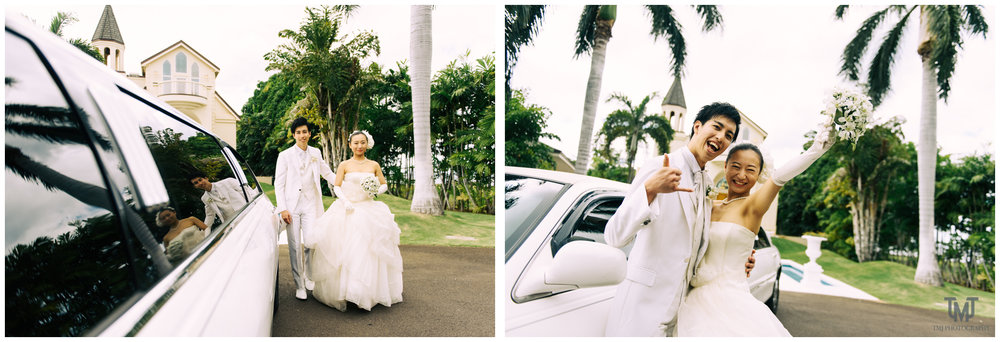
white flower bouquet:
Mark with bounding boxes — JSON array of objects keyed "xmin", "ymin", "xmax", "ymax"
[
  {"xmin": 820, "ymin": 87, "xmax": 873, "ymax": 149},
  {"xmin": 360, "ymin": 174, "xmax": 380, "ymax": 199}
]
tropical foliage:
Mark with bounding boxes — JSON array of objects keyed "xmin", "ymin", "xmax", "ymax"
[
  {"xmin": 594, "ymin": 92, "xmax": 673, "ymax": 182},
  {"xmin": 778, "ymin": 125, "xmax": 995, "ymax": 291},
  {"xmin": 505, "ymin": 90, "xmax": 557, "ymax": 170},
  {"xmin": 240, "ymin": 7, "xmax": 494, "ymax": 214},
  {"xmin": 835, "ymin": 4, "xmax": 989, "ymax": 286},
  {"xmin": 43, "ymin": 11, "xmax": 104, "ymax": 63},
  {"xmin": 265, "ymin": 5, "xmax": 380, "ymax": 169}
]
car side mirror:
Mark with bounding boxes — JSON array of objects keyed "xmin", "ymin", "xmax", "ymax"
[{"xmin": 514, "ymin": 241, "xmax": 626, "ymax": 298}]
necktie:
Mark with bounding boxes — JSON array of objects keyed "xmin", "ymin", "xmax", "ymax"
[{"xmin": 688, "ymin": 169, "xmax": 708, "ymax": 281}]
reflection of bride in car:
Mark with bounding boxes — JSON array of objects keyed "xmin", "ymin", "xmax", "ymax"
[{"xmin": 156, "ymin": 207, "xmax": 208, "ymax": 263}]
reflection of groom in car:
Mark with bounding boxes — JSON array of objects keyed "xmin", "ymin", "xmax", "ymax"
[
  {"xmin": 189, "ymin": 171, "xmax": 248, "ymax": 229},
  {"xmin": 274, "ymin": 117, "xmax": 336, "ymax": 301},
  {"xmin": 603, "ymin": 103, "xmax": 754, "ymax": 337}
]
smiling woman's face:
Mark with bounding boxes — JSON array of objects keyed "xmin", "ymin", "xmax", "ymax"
[{"xmin": 725, "ymin": 149, "xmax": 761, "ymax": 196}]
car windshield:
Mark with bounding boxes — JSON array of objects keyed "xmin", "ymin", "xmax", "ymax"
[{"xmin": 504, "ymin": 175, "xmax": 566, "ymax": 260}]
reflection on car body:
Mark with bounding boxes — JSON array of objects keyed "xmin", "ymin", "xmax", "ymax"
[{"xmin": 5, "ymin": 15, "xmax": 278, "ymax": 337}]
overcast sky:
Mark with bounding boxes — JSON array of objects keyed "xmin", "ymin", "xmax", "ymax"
[
  {"xmin": 510, "ymin": 4, "xmax": 996, "ymax": 168},
  {"xmin": 8, "ymin": 2, "xmax": 495, "ymax": 114}
]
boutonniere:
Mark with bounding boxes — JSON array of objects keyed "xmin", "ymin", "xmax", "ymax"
[{"xmin": 706, "ymin": 182, "xmax": 723, "ymax": 201}]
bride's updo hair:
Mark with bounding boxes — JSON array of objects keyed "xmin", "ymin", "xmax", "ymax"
[
  {"xmin": 155, "ymin": 207, "xmax": 176, "ymax": 228},
  {"xmin": 725, "ymin": 143, "xmax": 764, "ymax": 173}
]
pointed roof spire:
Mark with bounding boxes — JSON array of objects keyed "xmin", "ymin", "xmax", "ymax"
[
  {"xmin": 661, "ymin": 75, "xmax": 686, "ymax": 109},
  {"xmin": 92, "ymin": 5, "xmax": 124, "ymax": 44}
]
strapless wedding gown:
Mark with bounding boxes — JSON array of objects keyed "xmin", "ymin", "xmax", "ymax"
[
  {"xmin": 310, "ymin": 172, "xmax": 403, "ymax": 311},
  {"xmin": 677, "ymin": 221, "xmax": 790, "ymax": 337},
  {"xmin": 165, "ymin": 226, "xmax": 207, "ymax": 263}
]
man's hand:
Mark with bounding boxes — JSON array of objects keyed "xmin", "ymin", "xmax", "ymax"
[
  {"xmin": 745, "ymin": 249, "xmax": 756, "ymax": 277},
  {"xmin": 644, "ymin": 154, "xmax": 694, "ymax": 204},
  {"xmin": 280, "ymin": 210, "xmax": 292, "ymax": 224}
]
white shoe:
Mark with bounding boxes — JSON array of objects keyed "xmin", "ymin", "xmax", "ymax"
[
  {"xmin": 295, "ymin": 288, "xmax": 307, "ymax": 300},
  {"xmin": 306, "ymin": 279, "xmax": 315, "ymax": 291}
]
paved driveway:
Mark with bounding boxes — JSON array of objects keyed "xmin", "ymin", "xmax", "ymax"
[
  {"xmin": 777, "ymin": 291, "xmax": 994, "ymax": 337},
  {"xmin": 271, "ymin": 245, "xmax": 494, "ymax": 337}
]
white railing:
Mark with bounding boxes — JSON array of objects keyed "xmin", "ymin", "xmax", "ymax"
[{"xmin": 159, "ymin": 80, "xmax": 209, "ymax": 97}]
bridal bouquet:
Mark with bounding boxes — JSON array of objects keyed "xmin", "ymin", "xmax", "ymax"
[
  {"xmin": 360, "ymin": 174, "xmax": 380, "ymax": 199},
  {"xmin": 820, "ymin": 87, "xmax": 873, "ymax": 149}
]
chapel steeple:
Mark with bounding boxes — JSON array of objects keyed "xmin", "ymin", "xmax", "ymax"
[{"xmin": 91, "ymin": 5, "xmax": 125, "ymax": 73}]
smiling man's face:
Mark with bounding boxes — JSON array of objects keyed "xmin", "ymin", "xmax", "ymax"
[{"xmin": 688, "ymin": 115, "xmax": 738, "ymax": 167}]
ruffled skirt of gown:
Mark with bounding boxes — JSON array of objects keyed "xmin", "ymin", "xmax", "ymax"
[{"xmin": 309, "ymin": 184, "xmax": 403, "ymax": 311}]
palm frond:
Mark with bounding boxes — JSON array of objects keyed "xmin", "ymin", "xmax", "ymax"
[
  {"xmin": 505, "ymin": 5, "xmax": 547, "ymax": 86},
  {"xmin": 839, "ymin": 7, "xmax": 894, "ymax": 81},
  {"xmin": 48, "ymin": 12, "xmax": 76, "ymax": 37},
  {"xmin": 867, "ymin": 7, "xmax": 914, "ymax": 107},
  {"xmin": 927, "ymin": 5, "xmax": 963, "ymax": 101},
  {"xmin": 642, "ymin": 115, "xmax": 674, "ymax": 154},
  {"xmin": 835, "ymin": 5, "xmax": 850, "ymax": 20},
  {"xmin": 646, "ymin": 5, "xmax": 687, "ymax": 77},
  {"xmin": 331, "ymin": 5, "xmax": 359, "ymax": 20},
  {"xmin": 574, "ymin": 6, "xmax": 602, "ymax": 57},
  {"xmin": 961, "ymin": 5, "xmax": 989, "ymax": 38},
  {"xmin": 605, "ymin": 92, "xmax": 633, "ymax": 108},
  {"xmin": 634, "ymin": 92, "xmax": 658, "ymax": 117},
  {"xmin": 693, "ymin": 5, "xmax": 724, "ymax": 32}
]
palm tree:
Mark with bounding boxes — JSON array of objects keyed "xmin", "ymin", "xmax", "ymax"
[
  {"xmin": 836, "ymin": 5, "xmax": 988, "ymax": 286},
  {"xmin": 596, "ymin": 92, "xmax": 673, "ymax": 182},
  {"xmin": 572, "ymin": 5, "xmax": 723, "ymax": 175},
  {"xmin": 409, "ymin": 5, "xmax": 443, "ymax": 215},
  {"xmin": 265, "ymin": 6, "xmax": 379, "ymax": 166},
  {"xmin": 46, "ymin": 11, "xmax": 104, "ymax": 63}
]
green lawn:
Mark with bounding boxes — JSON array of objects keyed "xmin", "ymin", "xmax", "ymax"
[
  {"xmin": 258, "ymin": 182, "xmax": 494, "ymax": 247},
  {"xmin": 773, "ymin": 236, "xmax": 994, "ymax": 317}
]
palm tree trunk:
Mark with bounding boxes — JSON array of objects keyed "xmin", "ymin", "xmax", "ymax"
[
  {"xmin": 409, "ymin": 5, "xmax": 443, "ymax": 215},
  {"xmin": 914, "ymin": 12, "xmax": 944, "ymax": 286},
  {"xmin": 574, "ymin": 18, "xmax": 614, "ymax": 174}
]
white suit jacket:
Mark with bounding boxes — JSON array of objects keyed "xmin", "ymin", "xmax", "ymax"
[
  {"xmin": 274, "ymin": 145, "xmax": 335, "ymax": 219},
  {"xmin": 603, "ymin": 150, "xmax": 711, "ymax": 337},
  {"xmin": 201, "ymin": 177, "xmax": 249, "ymax": 228}
]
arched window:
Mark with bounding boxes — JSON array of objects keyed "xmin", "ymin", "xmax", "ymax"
[
  {"xmin": 103, "ymin": 47, "xmax": 111, "ymax": 66},
  {"xmin": 162, "ymin": 61, "xmax": 172, "ymax": 93},
  {"xmin": 191, "ymin": 64, "xmax": 200, "ymax": 96},
  {"xmin": 114, "ymin": 49, "xmax": 120, "ymax": 70},
  {"xmin": 175, "ymin": 53, "xmax": 187, "ymax": 73}
]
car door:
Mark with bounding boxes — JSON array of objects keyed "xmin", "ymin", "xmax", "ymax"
[
  {"xmin": 89, "ymin": 88, "xmax": 277, "ymax": 336},
  {"xmin": 748, "ymin": 228, "xmax": 780, "ymax": 302},
  {"xmin": 507, "ymin": 187, "xmax": 630, "ymax": 336}
]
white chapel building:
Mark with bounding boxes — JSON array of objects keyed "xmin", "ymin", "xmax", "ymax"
[{"xmin": 91, "ymin": 5, "xmax": 240, "ymax": 145}]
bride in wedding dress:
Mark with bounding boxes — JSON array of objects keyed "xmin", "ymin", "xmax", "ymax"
[
  {"xmin": 677, "ymin": 126, "xmax": 834, "ymax": 336},
  {"xmin": 309, "ymin": 131, "xmax": 403, "ymax": 311}
]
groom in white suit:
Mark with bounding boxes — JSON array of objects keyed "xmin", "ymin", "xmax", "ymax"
[
  {"xmin": 604, "ymin": 103, "xmax": 754, "ymax": 336},
  {"xmin": 275, "ymin": 117, "xmax": 336, "ymax": 300}
]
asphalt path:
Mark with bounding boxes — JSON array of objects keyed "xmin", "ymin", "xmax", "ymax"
[
  {"xmin": 777, "ymin": 291, "xmax": 995, "ymax": 337},
  {"xmin": 270, "ymin": 244, "xmax": 495, "ymax": 337}
]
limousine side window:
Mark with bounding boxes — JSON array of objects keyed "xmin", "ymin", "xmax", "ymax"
[
  {"xmin": 116, "ymin": 95, "xmax": 240, "ymax": 255},
  {"xmin": 5, "ymin": 31, "xmax": 137, "ymax": 337},
  {"xmin": 223, "ymin": 146, "xmax": 261, "ymax": 201}
]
